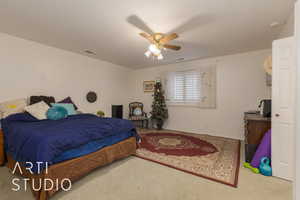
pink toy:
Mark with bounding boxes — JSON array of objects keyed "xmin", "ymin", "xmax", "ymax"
[{"xmin": 251, "ymin": 129, "xmax": 271, "ymax": 168}]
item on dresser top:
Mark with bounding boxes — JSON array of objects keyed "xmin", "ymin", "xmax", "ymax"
[
  {"xmin": 51, "ymin": 103, "xmax": 76, "ymax": 115},
  {"xmin": 258, "ymin": 99, "xmax": 271, "ymax": 117},
  {"xmin": 0, "ymin": 98, "xmax": 27, "ymax": 118},
  {"xmin": 24, "ymin": 101, "xmax": 50, "ymax": 120},
  {"xmin": 29, "ymin": 95, "xmax": 55, "ymax": 107},
  {"xmin": 245, "ymin": 110, "xmax": 260, "ymax": 114},
  {"xmin": 58, "ymin": 97, "xmax": 78, "ymax": 110},
  {"xmin": 46, "ymin": 106, "xmax": 68, "ymax": 120}
]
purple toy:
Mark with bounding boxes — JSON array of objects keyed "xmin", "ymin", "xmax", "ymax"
[{"xmin": 251, "ymin": 129, "xmax": 271, "ymax": 168}]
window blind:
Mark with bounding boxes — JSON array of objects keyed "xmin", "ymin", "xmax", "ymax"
[
  {"xmin": 166, "ymin": 70, "xmax": 201, "ymax": 104},
  {"xmin": 176, "ymin": 71, "xmax": 200, "ymax": 102}
]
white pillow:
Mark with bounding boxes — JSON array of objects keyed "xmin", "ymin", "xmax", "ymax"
[
  {"xmin": 0, "ymin": 98, "xmax": 27, "ymax": 118},
  {"xmin": 24, "ymin": 101, "xmax": 50, "ymax": 120}
]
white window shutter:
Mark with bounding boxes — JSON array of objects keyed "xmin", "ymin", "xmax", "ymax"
[{"xmin": 163, "ymin": 64, "xmax": 216, "ymax": 108}]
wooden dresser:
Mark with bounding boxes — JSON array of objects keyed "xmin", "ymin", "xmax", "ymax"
[
  {"xmin": 244, "ymin": 112, "xmax": 271, "ymax": 163},
  {"xmin": 0, "ymin": 130, "xmax": 4, "ymax": 165}
]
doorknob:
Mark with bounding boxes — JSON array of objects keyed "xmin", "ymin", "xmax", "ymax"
[{"xmin": 275, "ymin": 114, "xmax": 280, "ymax": 117}]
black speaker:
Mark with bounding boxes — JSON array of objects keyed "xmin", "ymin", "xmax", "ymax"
[{"xmin": 112, "ymin": 105, "xmax": 123, "ymax": 119}]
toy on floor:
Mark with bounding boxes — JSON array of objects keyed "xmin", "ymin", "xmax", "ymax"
[
  {"xmin": 243, "ymin": 162, "xmax": 260, "ymax": 174},
  {"xmin": 259, "ymin": 157, "xmax": 272, "ymax": 176},
  {"xmin": 251, "ymin": 129, "xmax": 272, "ymax": 168},
  {"xmin": 244, "ymin": 129, "xmax": 272, "ymax": 176}
]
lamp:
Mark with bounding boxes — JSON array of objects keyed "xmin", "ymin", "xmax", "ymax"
[
  {"xmin": 157, "ymin": 54, "xmax": 163, "ymax": 60},
  {"xmin": 149, "ymin": 44, "xmax": 161, "ymax": 55},
  {"xmin": 144, "ymin": 44, "xmax": 164, "ymax": 60},
  {"xmin": 144, "ymin": 51, "xmax": 151, "ymax": 57}
]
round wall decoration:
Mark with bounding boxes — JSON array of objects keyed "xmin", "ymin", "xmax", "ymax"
[
  {"xmin": 86, "ymin": 91, "xmax": 97, "ymax": 103},
  {"xmin": 263, "ymin": 56, "xmax": 272, "ymax": 75}
]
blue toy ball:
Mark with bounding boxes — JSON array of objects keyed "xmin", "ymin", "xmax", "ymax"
[
  {"xmin": 259, "ymin": 157, "xmax": 272, "ymax": 176},
  {"xmin": 46, "ymin": 106, "xmax": 68, "ymax": 120}
]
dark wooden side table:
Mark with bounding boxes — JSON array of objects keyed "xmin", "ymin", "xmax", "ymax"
[
  {"xmin": 0, "ymin": 130, "xmax": 4, "ymax": 166},
  {"xmin": 244, "ymin": 112, "xmax": 271, "ymax": 163}
]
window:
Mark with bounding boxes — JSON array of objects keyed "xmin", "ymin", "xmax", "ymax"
[
  {"xmin": 164, "ymin": 65, "xmax": 216, "ymax": 108},
  {"xmin": 167, "ymin": 70, "xmax": 201, "ymax": 104}
]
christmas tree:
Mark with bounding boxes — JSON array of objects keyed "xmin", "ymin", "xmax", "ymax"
[{"xmin": 150, "ymin": 81, "xmax": 168, "ymax": 129}]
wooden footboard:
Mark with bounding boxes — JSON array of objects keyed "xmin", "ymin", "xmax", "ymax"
[
  {"xmin": 6, "ymin": 137, "xmax": 137, "ymax": 200},
  {"xmin": 0, "ymin": 130, "xmax": 5, "ymax": 166}
]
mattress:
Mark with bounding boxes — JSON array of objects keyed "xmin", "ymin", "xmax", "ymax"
[{"xmin": 52, "ymin": 130, "xmax": 135, "ymax": 164}]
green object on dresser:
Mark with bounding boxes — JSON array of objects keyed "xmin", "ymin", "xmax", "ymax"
[{"xmin": 96, "ymin": 110, "xmax": 105, "ymax": 117}]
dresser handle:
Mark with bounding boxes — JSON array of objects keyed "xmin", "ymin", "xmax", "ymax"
[{"xmin": 275, "ymin": 114, "xmax": 280, "ymax": 117}]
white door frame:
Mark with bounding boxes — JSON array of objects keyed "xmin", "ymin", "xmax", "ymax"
[{"xmin": 295, "ymin": 2, "xmax": 299, "ymax": 200}]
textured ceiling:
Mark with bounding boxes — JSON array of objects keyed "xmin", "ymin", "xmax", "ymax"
[{"xmin": 0, "ymin": 0, "xmax": 295, "ymax": 69}]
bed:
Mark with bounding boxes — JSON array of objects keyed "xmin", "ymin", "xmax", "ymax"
[{"xmin": 0, "ymin": 113, "xmax": 138, "ymax": 200}]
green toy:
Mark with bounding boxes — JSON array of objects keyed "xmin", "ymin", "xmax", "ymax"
[
  {"xmin": 96, "ymin": 110, "xmax": 105, "ymax": 117},
  {"xmin": 243, "ymin": 162, "xmax": 260, "ymax": 174}
]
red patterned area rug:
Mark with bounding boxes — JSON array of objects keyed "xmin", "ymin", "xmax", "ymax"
[{"xmin": 135, "ymin": 129, "xmax": 241, "ymax": 187}]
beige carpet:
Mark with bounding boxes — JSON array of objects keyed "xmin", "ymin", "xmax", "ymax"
[{"xmin": 0, "ymin": 151, "xmax": 292, "ymax": 200}]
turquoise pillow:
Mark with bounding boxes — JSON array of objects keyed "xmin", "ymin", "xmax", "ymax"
[
  {"xmin": 46, "ymin": 106, "xmax": 68, "ymax": 120},
  {"xmin": 51, "ymin": 103, "xmax": 76, "ymax": 115}
]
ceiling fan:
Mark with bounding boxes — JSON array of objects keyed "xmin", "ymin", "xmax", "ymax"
[{"xmin": 139, "ymin": 32, "xmax": 181, "ymax": 60}]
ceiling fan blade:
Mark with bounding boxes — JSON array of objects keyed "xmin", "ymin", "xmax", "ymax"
[
  {"xmin": 160, "ymin": 33, "xmax": 179, "ymax": 44},
  {"xmin": 127, "ymin": 15, "xmax": 154, "ymax": 34},
  {"xmin": 139, "ymin": 33, "xmax": 155, "ymax": 44},
  {"xmin": 163, "ymin": 44, "xmax": 181, "ymax": 51}
]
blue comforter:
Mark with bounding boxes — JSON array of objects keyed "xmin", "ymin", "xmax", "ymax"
[{"xmin": 1, "ymin": 113, "xmax": 137, "ymax": 173}]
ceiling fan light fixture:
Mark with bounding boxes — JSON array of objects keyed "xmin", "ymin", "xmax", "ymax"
[
  {"xmin": 144, "ymin": 50, "xmax": 151, "ymax": 58},
  {"xmin": 139, "ymin": 32, "xmax": 180, "ymax": 61},
  {"xmin": 148, "ymin": 44, "xmax": 161, "ymax": 55},
  {"xmin": 157, "ymin": 54, "xmax": 163, "ymax": 60}
]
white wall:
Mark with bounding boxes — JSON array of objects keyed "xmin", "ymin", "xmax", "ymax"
[
  {"xmin": 295, "ymin": 1, "xmax": 299, "ymax": 200},
  {"xmin": 278, "ymin": 11, "xmax": 295, "ymax": 39},
  {"xmin": 129, "ymin": 50, "xmax": 272, "ymax": 140},
  {"xmin": 0, "ymin": 33, "xmax": 132, "ymax": 117},
  {"xmin": 0, "ymin": 32, "xmax": 272, "ymax": 140}
]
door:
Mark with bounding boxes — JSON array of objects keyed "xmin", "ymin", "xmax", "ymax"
[{"xmin": 272, "ymin": 37, "xmax": 296, "ymax": 181}]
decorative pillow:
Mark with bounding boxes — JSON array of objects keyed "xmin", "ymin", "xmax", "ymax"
[
  {"xmin": 24, "ymin": 101, "xmax": 50, "ymax": 120},
  {"xmin": 58, "ymin": 97, "xmax": 78, "ymax": 110},
  {"xmin": 133, "ymin": 107, "xmax": 142, "ymax": 116},
  {"xmin": 46, "ymin": 106, "xmax": 68, "ymax": 120},
  {"xmin": 0, "ymin": 98, "xmax": 27, "ymax": 118},
  {"xmin": 51, "ymin": 103, "xmax": 76, "ymax": 115},
  {"xmin": 29, "ymin": 96, "xmax": 55, "ymax": 107}
]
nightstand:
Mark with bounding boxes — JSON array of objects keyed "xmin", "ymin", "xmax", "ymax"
[{"xmin": 0, "ymin": 129, "xmax": 4, "ymax": 165}]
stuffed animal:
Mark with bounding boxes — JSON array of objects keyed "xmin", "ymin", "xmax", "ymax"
[{"xmin": 259, "ymin": 157, "xmax": 272, "ymax": 176}]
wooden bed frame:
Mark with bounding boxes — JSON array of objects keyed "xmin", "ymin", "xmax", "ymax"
[{"xmin": 0, "ymin": 130, "xmax": 136, "ymax": 200}]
